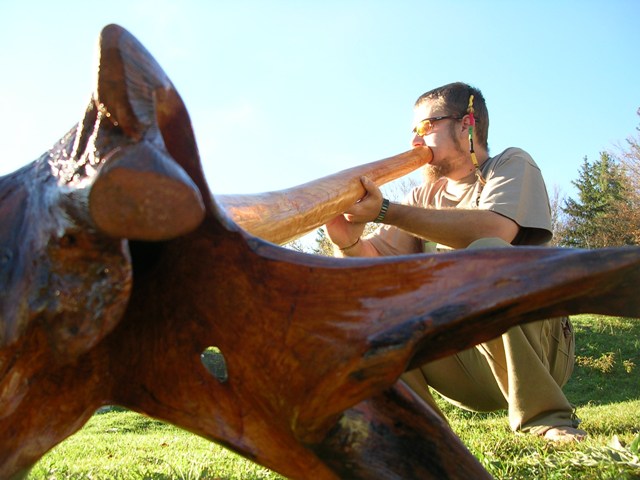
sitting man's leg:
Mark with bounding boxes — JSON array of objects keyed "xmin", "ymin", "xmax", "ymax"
[
  {"xmin": 485, "ymin": 314, "xmax": 585, "ymax": 440},
  {"xmin": 403, "ymin": 238, "xmax": 586, "ymax": 442}
]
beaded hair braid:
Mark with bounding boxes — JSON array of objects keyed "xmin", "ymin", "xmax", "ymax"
[{"xmin": 467, "ymin": 95, "xmax": 487, "ymax": 186}]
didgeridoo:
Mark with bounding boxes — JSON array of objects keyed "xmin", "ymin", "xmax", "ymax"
[{"xmin": 217, "ymin": 147, "xmax": 432, "ymax": 245}]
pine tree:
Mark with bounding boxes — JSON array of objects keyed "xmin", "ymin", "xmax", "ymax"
[{"xmin": 560, "ymin": 152, "xmax": 635, "ymax": 248}]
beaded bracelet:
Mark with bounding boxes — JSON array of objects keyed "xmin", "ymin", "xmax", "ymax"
[
  {"xmin": 374, "ymin": 198, "xmax": 390, "ymax": 223},
  {"xmin": 339, "ymin": 237, "xmax": 361, "ymax": 252}
]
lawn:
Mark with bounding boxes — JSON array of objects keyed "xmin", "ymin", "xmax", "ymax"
[{"xmin": 28, "ymin": 315, "xmax": 639, "ymax": 479}]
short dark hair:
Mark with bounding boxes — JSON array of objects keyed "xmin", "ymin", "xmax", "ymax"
[{"xmin": 415, "ymin": 82, "xmax": 489, "ymax": 150}]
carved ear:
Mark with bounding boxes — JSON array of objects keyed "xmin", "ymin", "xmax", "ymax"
[{"xmin": 88, "ymin": 24, "xmax": 205, "ymax": 241}]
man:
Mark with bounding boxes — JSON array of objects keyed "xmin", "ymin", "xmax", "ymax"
[{"xmin": 324, "ymin": 82, "xmax": 586, "ymax": 441}]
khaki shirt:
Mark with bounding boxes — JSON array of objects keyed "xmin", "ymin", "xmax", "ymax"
[{"xmin": 368, "ymin": 147, "xmax": 553, "ymax": 255}]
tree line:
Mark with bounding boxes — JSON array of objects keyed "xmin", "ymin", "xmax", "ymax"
[{"xmin": 552, "ymin": 108, "xmax": 640, "ymax": 248}]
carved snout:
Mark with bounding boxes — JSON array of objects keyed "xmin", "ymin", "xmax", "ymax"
[{"xmin": 87, "ymin": 24, "xmax": 205, "ymax": 241}]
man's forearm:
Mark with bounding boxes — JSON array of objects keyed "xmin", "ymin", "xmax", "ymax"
[{"xmin": 383, "ymin": 203, "xmax": 518, "ymax": 249}]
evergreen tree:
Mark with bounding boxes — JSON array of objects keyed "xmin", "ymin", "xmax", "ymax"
[{"xmin": 560, "ymin": 152, "xmax": 635, "ymax": 248}]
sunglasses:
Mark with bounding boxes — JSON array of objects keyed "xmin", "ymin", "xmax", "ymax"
[{"xmin": 413, "ymin": 115, "xmax": 462, "ymax": 136}]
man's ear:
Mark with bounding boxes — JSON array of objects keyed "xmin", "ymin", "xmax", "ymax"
[
  {"xmin": 460, "ymin": 114, "xmax": 472, "ymax": 130},
  {"xmin": 458, "ymin": 114, "xmax": 473, "ymax": 136}
]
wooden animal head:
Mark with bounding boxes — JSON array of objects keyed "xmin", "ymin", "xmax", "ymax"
[{"xmin": 1, "ymin": 24, "xmax": 638, "ymax": 480}]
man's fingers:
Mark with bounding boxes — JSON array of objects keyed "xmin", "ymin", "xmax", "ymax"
[{"xmin": 361, "ymin": 176, "xmax": 383, "ymax": 199}]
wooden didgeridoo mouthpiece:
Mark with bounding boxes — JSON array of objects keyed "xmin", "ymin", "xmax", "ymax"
[{"xmin": 217, "ymin": 147, "xmax": 432, "ymax": 245}]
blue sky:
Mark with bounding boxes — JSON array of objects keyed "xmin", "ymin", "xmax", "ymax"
[{"xmin": 1, "ymin": 0, "xmax": 638, "ymax": 201}]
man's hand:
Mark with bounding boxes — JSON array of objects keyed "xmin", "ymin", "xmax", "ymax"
[
  {"xmin": 324, "ymin": 214, "xmax": 366, "ymax": 250},
  {"xmin": 324, "ymin": 177, "xmax": 381, "ymax": 251},
  {"xmin": 344, "ymin": 177, "xmax": 384, "ymax": 223},
  {"xmin": 324, "ymin": 177, "xmax": 387, "ymax": 256}
]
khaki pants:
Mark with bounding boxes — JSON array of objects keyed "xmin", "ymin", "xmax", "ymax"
[{"xmin": 402, "ymin": 238, "xmax": 579, "ymax": 433}]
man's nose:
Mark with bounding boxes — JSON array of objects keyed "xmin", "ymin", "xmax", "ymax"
[{"xmin": 412, "ymin": 134, "xmax": 425, "ymax": 148}]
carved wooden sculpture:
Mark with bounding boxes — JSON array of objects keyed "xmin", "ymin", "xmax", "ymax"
[{"xmin": 1, "ymin": 24, "xmax": 639, "ymax": 480}]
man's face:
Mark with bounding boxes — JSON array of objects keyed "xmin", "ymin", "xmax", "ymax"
[{"xmin": 411, "ymin": 100, "xmax": 467, "ymax": 181}]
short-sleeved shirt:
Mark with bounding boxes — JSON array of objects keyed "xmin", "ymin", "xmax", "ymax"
[{"xmin": 368, "ymin": 147, "xmax": 553, "ymax": 256}]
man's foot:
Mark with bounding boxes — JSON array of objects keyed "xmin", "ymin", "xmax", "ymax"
[{"xmin": 543, "ymin": 426, "xmax": 587, "ymax": 442}]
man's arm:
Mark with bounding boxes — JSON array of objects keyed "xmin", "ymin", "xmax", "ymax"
[
  {"xmin": 324, "ymin": 214, "xmax": 382, "ymax": 258},
  {"xmin": 381, "ymin": 203, "xmax": 519, "ymax": 249},
  {"xmin": 340, "ymin": 177, "xmax": 519, "ymax": 251}
]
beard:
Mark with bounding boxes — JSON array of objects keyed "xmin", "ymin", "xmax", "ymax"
[
  {"xmin": 422, "ymin": 122, "xmax": 468, "ymax": 183},
  {"xmin": 422, "ymin": 162, "xmax": 451, "ymax": 183}
]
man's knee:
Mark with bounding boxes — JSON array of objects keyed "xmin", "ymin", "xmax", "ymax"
[{"xmin": 467, "ymin": 237, "xmax": 512, "ymax": 249}]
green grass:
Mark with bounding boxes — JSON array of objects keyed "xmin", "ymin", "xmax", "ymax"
[
  {"xmin": 28, "ymin": 315, "xmax": 639, "ymax": 479},
  {"xmin": 29, "ymin": 411, "xmax": 284, "ymax": 480},
  {"xmin": 441, "ymin": 315, "xmax": 640, "ymax": 480}
]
